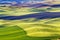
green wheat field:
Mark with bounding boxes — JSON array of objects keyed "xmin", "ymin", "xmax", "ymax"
[{"xmin": 0, "ymin": 7, "xmax": 60, "ymax": 40}]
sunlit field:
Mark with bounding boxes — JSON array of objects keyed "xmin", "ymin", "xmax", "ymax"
[
  {"xmin": 0, "ymin": 7, "xmax": 60, "ymax": 40},
  {"xmin": 0, "ymin": 7, "xmax": 60, "ymax": 16},
  {"xmin": 0, "ymin": 7, "xmax": 40, "ymax": 16}
]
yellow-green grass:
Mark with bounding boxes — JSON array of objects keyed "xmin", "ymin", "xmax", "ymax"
[
  {"xmin": 0, "ymin": 18, "xmax": 60, "ymax": 38},
  {"xmin": 48, "ymin": 8, "xmax": 60, "ymax": 12},
  {"xmin": 0, "ymin": 7, "xmax": 60, "ymax": 40},
  {"xmin": 0, "ymin": 7, "xmax": 39, "ymax": 16},
  {"xmin": 0, "ymin": 24, "xmax": 27, "ymax": 40},
  {"xmin": 0, "ymin": 7, "xmax": 60, "ymax": 16}
]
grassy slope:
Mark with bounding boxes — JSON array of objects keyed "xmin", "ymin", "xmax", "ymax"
[
  {"xmin": 0, "ymin": 7, "xmax": 60, "ymax": 40},
  {"xmin": 0, "ymin": 7, "xmax": 39, "ymax": 16},
  {"xmin": 0, "ymin": 18, "xmax": 60, "ymax": 40}
]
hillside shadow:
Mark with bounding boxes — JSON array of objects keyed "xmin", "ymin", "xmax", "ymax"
[{"xmin": 0, "ymin": 12, "xmax": 60, "ymax": 21}]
